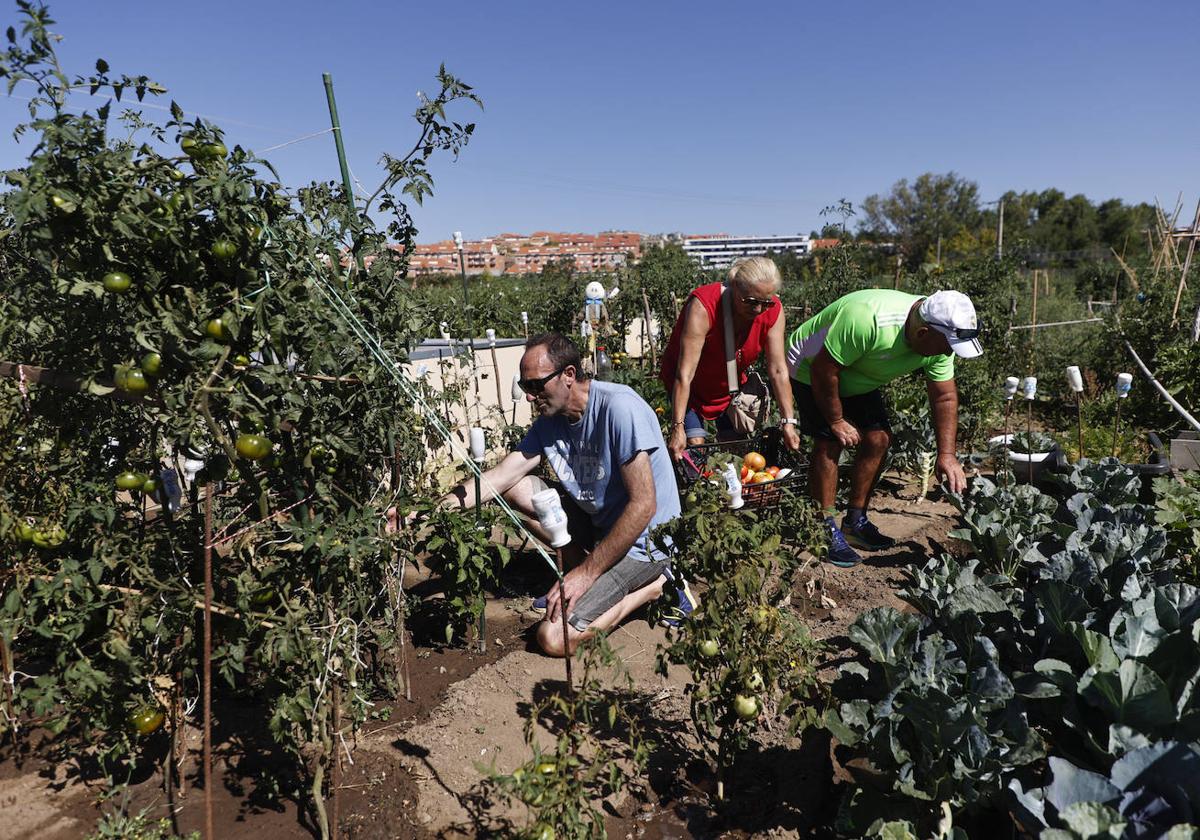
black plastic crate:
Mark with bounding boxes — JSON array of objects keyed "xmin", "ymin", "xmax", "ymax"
[{"xmin": 674, "ymin": 427, "xmax": 808, "ymax": 510}]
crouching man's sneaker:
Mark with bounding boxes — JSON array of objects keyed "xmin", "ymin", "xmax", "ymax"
[
  {"xmin": 659, "ymin": 580, "xmax": 700, "ymax": 628},
  {"xmin": 841, "ymin": 513, "xmax": 896, "ymax": 552},
  {"xmin": 531, "ymin": 595, "xmax": 548, "ymax": 614},
  {"xmin": 825, "ymin": 518, "xmax": 863, "ymax": 568}
]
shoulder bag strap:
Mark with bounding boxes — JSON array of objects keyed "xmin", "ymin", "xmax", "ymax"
[{"xmin": 721, "ymin": 286, "xmax": 739, "ymax": 396}]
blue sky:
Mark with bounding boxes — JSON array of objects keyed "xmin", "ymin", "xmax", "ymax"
[{"xmin": 2, "ymin": 1, "xmax": 1198, "ymax": 242}]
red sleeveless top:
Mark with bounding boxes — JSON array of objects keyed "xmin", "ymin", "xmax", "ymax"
[{"xmin": 659, "ymin": 282, "xmax": 782, "ymax": 420}]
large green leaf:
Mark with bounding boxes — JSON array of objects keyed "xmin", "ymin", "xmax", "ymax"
[{"xmin": 1079, "ymin": 660, "xmax": 1176, "ymax": 732}]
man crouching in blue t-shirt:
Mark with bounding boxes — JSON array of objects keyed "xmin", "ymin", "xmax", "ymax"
[{"xmin": 430, "ymin": 332, "xmax": 693, "ymax": 658}]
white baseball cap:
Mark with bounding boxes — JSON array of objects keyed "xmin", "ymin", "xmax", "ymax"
[{"xmin": 919, "ymin": 290, "xmax": 982, "ymax": 359}]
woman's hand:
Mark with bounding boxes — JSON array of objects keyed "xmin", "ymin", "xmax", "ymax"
[{"xmin": 668, "ymin": 423, "xmax": 688, "ymax": 461}]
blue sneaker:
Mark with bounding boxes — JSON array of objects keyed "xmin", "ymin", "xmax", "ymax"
[
  {"xmin": 841, "ymin": 514, "xmax": 896, "ymax": 552},
  {"xmin": 531, "ymin": 595, "xmax": 548, "ymax": 613},
  {"xmin": 825, "ymin": 518, "xmax": 862, "ymax": 568},
  {"xmin": 659, "ymin": 580, "xmax": 700, "ymax": 628}
]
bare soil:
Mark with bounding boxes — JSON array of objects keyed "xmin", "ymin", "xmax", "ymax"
[{"xmin": 0, "ymin": 478, "xmax": 958, "ymax": 839}]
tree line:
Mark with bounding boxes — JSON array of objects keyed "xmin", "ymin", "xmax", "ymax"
[{"xmin": 817, "ymin": 172, "xmax": 1160, "ymax": 269}]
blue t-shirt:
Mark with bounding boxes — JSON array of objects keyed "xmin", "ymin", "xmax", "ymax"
[{"xmin": 518, "ymin": 380, "xmax": 680, "ymax": 562}]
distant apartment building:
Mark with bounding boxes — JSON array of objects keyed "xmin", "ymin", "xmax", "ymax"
[
  {"xmin": 681, "ymin": 233, "xmax": 813, "ymax": 269},
  {"xmin": 406, "ymin": 231, "xmax": 641, "ymax": 277}
]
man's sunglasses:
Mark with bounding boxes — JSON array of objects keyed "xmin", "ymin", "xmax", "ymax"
[
  {"xmin": 517, "ymin": 365, "xmax": 569, "ymax": 395},
  {"xmin": 927, "ymin": 320, "xmax": 982, "ymax": 340}
]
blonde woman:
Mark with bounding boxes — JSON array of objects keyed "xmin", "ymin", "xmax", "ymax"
[{"xmin": 659, "ymin": 257, "xmax": 800, "ymax": 460}]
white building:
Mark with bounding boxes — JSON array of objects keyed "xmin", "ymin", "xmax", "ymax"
[{"xmin": 681, "ymin": 233, "xmax": 812, "ymax": 269}]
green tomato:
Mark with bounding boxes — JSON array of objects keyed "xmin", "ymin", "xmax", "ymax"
[
  {"xmin": 102, "ymin": 271, "xmax": 132, "ymax": 293},
  {"xmin": 141, "ymin": 478, "xmax": 160, "ymax": 496},
  {"xmin": 232, "ymin": 354, "xmax": 251, "ymax": 367},
  {"xmin": 204, "ymin": 317, "xmax": 233, "ymax": 342},
  {"xmin": 733, "ymin": 694, "xmax": 759, "ymax": 721},
  {"xmin": 115, "ymin": 471, "xmax": 146, "ymax": 491},
  {"xmin": 210, "ymin": 239, "xmax": 237, "ymax": 261},
  {"xmin": 698, "ymin": 639, "xmax": 719, "ymax": 659},
  {"xmin": 536, "ymin": 761, "xmax": 557, "ymax": 775},
  {"xmin": 531, "ymin": 825, "xmax": 555, "ymax": 840},
  {"xmin": 250, "ymin": 588, "xmax": 276, "ymax": 606},
  {"xmin": 203, "ymin": 141, "xmax": 227, "ymax": 159},
  {"xmin": 51, "ymin": 193, "xmax": 69, "ymax": 209},
  {"xmin": 140, "ymin": 352, "xmax": 162, "ymax": 377},
  {"xmin": 180, "ymin": 135, "xmax": 201, "ymax": 157},
  {"xmin": 744, "ymin": 670, "xmax": 764, "ymax": 692},
  {"xmin": 308, "ymin": 444, "xmax": 329, "ymax": 462},
  {"xmin": 32, "ymin": 525, "xmax": 66, "ymax": 549},
  {"xmin": 246, "ymin": 223, "xmax": 262, "ymax": 239},
  {"xmin": 120, "ymin": 369, "xmax": 151, "ymax": 394},
  {"xmin": 235, "ymin": 433, "xmax": 273, "ymax": 461},
  {"xmin": 13, "ymin": 522, "xmax": 36, "ymax": 543},
  {"xmin": 130, "ymin": 706, "xmax": 164, "ymax": 735},
  {"xmin": 169, "ymin": 168, "xmax": 185, "ymax": 182}
]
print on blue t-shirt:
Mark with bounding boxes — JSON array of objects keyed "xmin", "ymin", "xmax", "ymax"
[{"xmin": 517, "ymin": 381, "xmax": 680, "ymax": 562}]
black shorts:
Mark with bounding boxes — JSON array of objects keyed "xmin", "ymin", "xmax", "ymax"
[{"xmin": 791, "ymin": 380, "xmax": 891, "ymax": 440}]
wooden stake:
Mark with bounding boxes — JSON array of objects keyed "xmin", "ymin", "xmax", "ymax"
[
  {"xmin": 641, "ymin": 288, "xmax": 657, "ymax": 369},
  {"xmin": 202, "ymin": 484, "xmax": 214, "ymax": 840},
  {"xmin": 556, "ymin": 549, "xmax": 573, "ymax": 695},
  {"xmin": 1169, "ymin": 198, "xmax": 1200, "ymax": 326}
]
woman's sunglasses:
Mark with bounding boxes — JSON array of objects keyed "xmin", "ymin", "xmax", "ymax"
[
  {"xmin": 740, "ymin": 295, "xmax": 774, "ymax": 309},
  {"xmin": 517, "ymin": 365, "xmax": 569, "ymax": 395}
]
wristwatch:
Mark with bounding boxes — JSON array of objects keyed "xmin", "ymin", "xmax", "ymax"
[{"xmin": 779, "ymin": 418, "xmax": 798, "ymax": 427}]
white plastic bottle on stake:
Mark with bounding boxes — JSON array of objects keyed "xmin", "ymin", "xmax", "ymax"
[
  {"xmin": 469, "ymin": 427, "xmax": 486, "ymax": 462},
  {"xmin": 531, "ymin": 489, "xmax": 571, "ymax": 548},
  {"xmin": 722, "ymin": 462, "xmax": 745, "ymax": 510},
  {"xmin": 1065, "ymin": 366, "xmax": 1084, "ymax": 393},
  {"xmin": 1116, "ymin": 372, "xmax": 1133, "ymax": 398}
]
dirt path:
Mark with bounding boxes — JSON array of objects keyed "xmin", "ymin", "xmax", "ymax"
[{"xmin": 367, "ymin": 482, "xmax": 957, "ymax": 838}]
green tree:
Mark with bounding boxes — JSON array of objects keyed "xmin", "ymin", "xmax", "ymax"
[{"xmin": 859, "ymin": 172, "xmax": 982, "ymax": 268}]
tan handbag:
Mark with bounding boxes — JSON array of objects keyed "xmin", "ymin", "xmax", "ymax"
[{"xmin": 721, "ymin": 288, "xmax": 768, "ymax": 435}]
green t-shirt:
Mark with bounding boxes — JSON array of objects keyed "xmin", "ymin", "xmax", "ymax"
[{"xmin": 785, "ymin": 289, "xmax": 954, "ymax": 396}]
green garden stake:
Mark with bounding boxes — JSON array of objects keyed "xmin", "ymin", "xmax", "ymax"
[
  {"xmin": 1003, "ymin": 376, "xmax": 1019, "ymax": 488},
  {"xmin": 470, "ymin": 427, "xmax": 487, "ymax": 652},
  {"xmin": 1066, "ymin": 366, "xmax": 1084, "ymax": 460},
  {"xmin": 322, "ymin": 73, "xmax": 364, "ymax": 282},
  {"xmin": 1113, "ymin": 373, "xmax": 1133, "ymax": 458},
  {"xmin": 1022, "ymin": 377, "xmax": 1038, "ymax": 484}
]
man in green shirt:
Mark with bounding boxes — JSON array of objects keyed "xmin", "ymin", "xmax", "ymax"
[{"xmin": 785, "ymin": 289, "xmax": 982, "ymax": 567}]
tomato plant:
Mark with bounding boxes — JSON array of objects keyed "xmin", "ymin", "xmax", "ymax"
[
  {"xmin": 0, "ymin": 6, "xmax": 482, "ymax": 836},
  {"xmin": 479, "ymin": 634, "xmax": 649, "ymax": 839},
  {"xmin": 653, "ymin": 471, "xmax": 827, "ymax": 800}
]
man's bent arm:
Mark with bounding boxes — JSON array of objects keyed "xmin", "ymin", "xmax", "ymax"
[
  {"xmin": 440, "ymin": 449, "xmax": 540, "ymax": 511},
  {"xmin": 543, "ymin": 451, "xmax": 657, "ymax": 622},
  {"xmin": 927, "ymin": 377, "xmax": 967, "ymax": 493},
  {"xmin": 809, "ymin": 347, "xmax": 845, "ymax": 425},
  {"xmin": 926, "ymin": 378, "xmax": 959, "ymax": 456}
]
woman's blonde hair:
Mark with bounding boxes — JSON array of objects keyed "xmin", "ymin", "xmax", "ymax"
[{"xmin": 727, "ymin": 256, "xmax": 782, "ymax": 294}]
